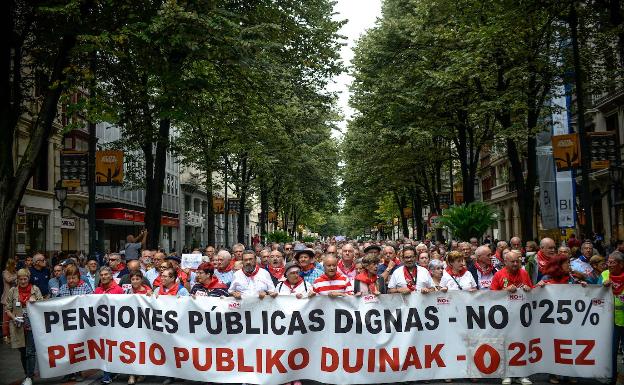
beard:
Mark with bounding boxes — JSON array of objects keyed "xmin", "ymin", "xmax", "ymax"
[{"xmin": 243, "ymin": 264, "xmax": 256, "ymax": 274}]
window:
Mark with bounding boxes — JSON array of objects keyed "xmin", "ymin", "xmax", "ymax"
[{"xmin": 606, "ymin": 113, "xmax": 619, "ymax": 132}]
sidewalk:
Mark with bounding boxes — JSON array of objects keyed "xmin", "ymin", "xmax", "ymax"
[{"xmin": 0, "ymin": 342, "xmax": 616, "ymax": 385}]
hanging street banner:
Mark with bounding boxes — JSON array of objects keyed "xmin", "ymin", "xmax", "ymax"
[
  {"xmin": 536, "ymin": 145, "xmax": 558, "ymax": 229},
  {"xmin": 95, "ymin": 150, "xmax": 124, "ymax": 186},
  {"xmin": 29, "ymin": 286, "xmax": 611, "ymax": 384},
  {"xmin": 551, "ymin": 90, "xmax": 576, "ymax": 228}
]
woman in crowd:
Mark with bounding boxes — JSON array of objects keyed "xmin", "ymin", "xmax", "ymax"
[
  {"xmin": 125, "ymin": 270, "xmax": 153, "ymax": 295},
  {"xmin": 2, "ymin": 258, "xmax": 17, "ymax": 344},
  {"xmin": 354, "ymin": 255, "xmax": 386, "ymax": 295},
  {"xmin": 152, "ymin": 260, "xmax": 173, "ymax": 289},
  {"xmin": 355, "ymin": 258, "xmax": 364, "ymax": 276},
  {"xmin": 589, "ymin": 255, "xmax": 607, "ymax": 284},
  {"xmin": 429, "ymin": 259, "xmax": 444, "ymax": 291},
  {"xmin": 539, "ymin": 254, "xmax": 587, "ymax": 287},
  {"xmin": 5, "ymin": 269, "xmax": 43, "ymax": 385},
  {"xmin": 276, "ymin": 262, "xmax": 315, "ymax": 298},
  {"xmin": 440, "ymin": 251, "xmax": 477, "ymax": 292},
  {"xmin": 190, "ymin": 263, "xmax": 229, "ymax": 297}
]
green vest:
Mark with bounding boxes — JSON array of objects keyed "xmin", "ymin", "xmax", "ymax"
[{"xmin": 602, "ymin": 270, "xmax": 624, "ymax": 326}]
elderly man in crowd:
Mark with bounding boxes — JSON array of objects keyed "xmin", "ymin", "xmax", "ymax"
[
  {"xmin": 231, "ymin": 243, "xmax": 245, "ymax": 261},
  {"xmin": 29, "ymin": 253, "xmax": 50, "ymax": 298},
  {"xmin": 526, "ymin": 237, "xmax": 557, "ymax": 284},
  {"xmin": 213, "ymin": 250, "xmax": 235, "ymax": 286},
  {"xmin": 337, "ymin": 243, "xmax": 357, "ymax": 282},
  {"xmin": 265, "ymin": 249, "xmax": 286, "ymax": 285},
  {"xmin": 469, "ymin": 245, "xmax": 498, "ymax": 290},
  {"xmin": 229, "ymin": 250, "xmax": 276, "ymax": 299},
  {"xmin": 204, "ymin": 246, "xmax": 216, "ymax": 262},
  {"xmin": 313, "ymin": 255, "xmax": 352, "ymax": 296}
]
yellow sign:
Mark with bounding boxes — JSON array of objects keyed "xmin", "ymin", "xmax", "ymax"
[
  {"xmin": 268, "ymin": 211, "xmax": 278, "ymax": 223},
  {"xmin": 403, "ymin": 207, "xmax": 413, "ymax": 219},
  {"xmin": 212, "ymin": 197, "xmax": 225, "ymax": 214},
  {"xmin": 552, "ymin": 134, "xmax": 580, "ymax": 171},
  {"xmin": 95, "ymin": 150, "xmax": 124, "ymax": 186}
]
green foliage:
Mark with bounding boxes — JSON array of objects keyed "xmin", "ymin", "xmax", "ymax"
[
  {"xmin": 265, "ymin": 231, "xmax": 293, "ymax": 244},
  {"xmin": 301, "ymin": 235, "xmax": 317, "ymax": 243},
  {"xmin": 440, "ymin": 202, "xmax": 497, "ymax": 241}
]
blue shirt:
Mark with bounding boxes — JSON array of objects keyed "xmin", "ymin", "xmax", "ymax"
[{"xmin": 29, "ymin": 267, "xmax": 51, "ymax": 296}]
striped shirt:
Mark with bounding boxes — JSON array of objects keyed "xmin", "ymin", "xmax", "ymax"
[{"xmin": 313, "ymin": 273, "xmax": 353, "ymax": 295}]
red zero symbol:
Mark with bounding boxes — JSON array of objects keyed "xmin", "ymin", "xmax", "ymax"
[{"xmin": 473, "ymin": 344, "xmax": 501, "ymax": 374}]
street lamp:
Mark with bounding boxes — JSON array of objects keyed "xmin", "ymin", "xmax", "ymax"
[{"xmin": 54, "ymin": 181, "xmax": 88, "ymax": 219}]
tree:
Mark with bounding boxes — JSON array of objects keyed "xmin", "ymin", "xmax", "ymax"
[{"xmin": 440, "ymin": 202, "xmax": 497, "ymax": 241}]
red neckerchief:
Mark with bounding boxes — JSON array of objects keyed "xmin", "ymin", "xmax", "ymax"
[
  {"xmin": 203, "ymin": 276, "xmax": 227, "ymax": 289},
  {"xmin": 536, "ymin": 250, "xmax": 550, "ymax": 274},
  {"xmin": 18, "ymin": 284, "xmax": 33, "ymax": 306},
  {"xmin": 300, "ymin": 263, "xmax": 315, "ymax": 272},
  {"xmin": 403, "ymin": 266, "xmax": 418, "ymax": 291},
  {"xmin": 133, "ymin": 285, "xmax": 151, "ymax": 294},
  {"xmin": 611, "ymin": 272, "xmax": 624, "ymax": 295},
  {"xmin": 474, "ymin": 262, "xmax": 493, "ymax": 276},
  {"xmin": 243, "ymin": 265, "xmax": 260, "ymax": 278},
  {"xmin": 446, "ymin": 266, "xmax": 468, "ymax": 277},
  {"xmin": 158, "ymin": 282, "xmax": 180, "ymax": 296},
  {"xmin": 355, "ymin": 272, "xmax": 378, "ymax": 293},
  {"xmin": 495, "ymin": 250, "xmax": 504, "ymax": 263},
  {"xmin": 282, "ymin": 277, "xmax": 304, "ymax": 293},
  {"xmin": 267, "ymin": 265, "xmax": 285, "ymax": 280},
  {"xmin": 153, "ymin": 275, "xmax": 162, "ymax": 288},
  {"xmin": 217, "ymin": 260, "xmax": 235, "ymax": 273},
  {"xmin": 338, "ymin": 259, "xmax": 355, "ymax": 275},
  {"xmin": 545, "ymin": 275, "xmax": 571, "ymax": 285},
  {"xmin": 112, "ymin": 262, "xmax": 126, "ymax": 272},
  {"xmin": 177, "ymin": 268, "xmax": 188, "ymax": 284}
]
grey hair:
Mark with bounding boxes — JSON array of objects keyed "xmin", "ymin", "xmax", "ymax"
[
  {"xmin": 99, "ymin": 266, "xmax": 113, "ymax": 276},
  {"xmin": 611, "ymin": 251, "xmax": 624, "ymax": 263},
  {"xmin": 217, "ymin": 249, "xmax": 232, "ymax": 260},
  {"xmin": 429, "ymin": 259, "xmax": 444, "ymax": 270}
]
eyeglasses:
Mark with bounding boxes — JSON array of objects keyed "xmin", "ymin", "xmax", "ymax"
[
  {"xmin": 159, "ymin": 265, "xmax": 168, "ymax": 270},
  {"xmin": 109, "ymin": 258, "xmax": 119, "ymax": 262}
]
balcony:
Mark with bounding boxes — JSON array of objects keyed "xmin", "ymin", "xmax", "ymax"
[{"xmin": 185, "ymin": 211, "xmax": 204, "ymax": 228}]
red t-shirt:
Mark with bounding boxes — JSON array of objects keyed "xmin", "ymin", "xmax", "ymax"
[
  {"xmin": 490, "ymin": 268, "xmax": 533, "ymax": 291},
  {"xmin": 94, "ymin": 281, "xmax": 124, "ymax": 294}
]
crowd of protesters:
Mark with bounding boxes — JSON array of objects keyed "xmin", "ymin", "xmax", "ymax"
[{"xmin": 1, "ymin": 233, "xmax": 624, "ymax": 385}]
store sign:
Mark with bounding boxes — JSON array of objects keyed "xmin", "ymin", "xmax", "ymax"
[
  {"xmin": 588, "ymin": 131, "xmax": 619, "ymax": 170},
  {"xmin": 95, "ymin": 150, "xmax": 124, "ymax": 186},
  {"xmin": 402, "ymin": 207, "xmax": 413, "ymax": 219},
  {"xmin": 227, "ymin": 199, "xmax": 240, "ymax": 214},
  {"xmin": 60, "ymin": 218, "xmax": 76, "ymax": 230},
  {"xmin": 268, "ymin": 211, "xmax": 278, "ymax": 223},
  {"xmin": 60, "ymin": 151, "xmax": 88, "ymax": 188}
]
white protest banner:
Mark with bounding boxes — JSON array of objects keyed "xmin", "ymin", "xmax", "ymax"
[
  {"xmin": 181, "ymin": 253, "xmax": 203, "ymax": 270},
  {"xmin": 29, "ymin": 285, "xmax": 612, "ymax": 384}
]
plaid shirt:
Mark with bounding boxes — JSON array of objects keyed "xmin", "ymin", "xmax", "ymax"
[
  {"xmin": 300, "ymin": 266, "xmax": 324, "ymax": 285},
  {"xmin": 58, "ymin": 281, "xmax": 93, "ymax": 297}
]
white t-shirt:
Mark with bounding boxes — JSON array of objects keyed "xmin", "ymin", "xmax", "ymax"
[
  {"xmin": 229, "ymin": 268, "xmax": 276, "ymax": 298},
  {"xmin": 276, "ymin": 280, "xmax": 312, "ymax": 297},
  {"xmin": 388, "ymin": 266, "xmax": 434, "ymax": 292},
  {"xmin": 440, "ymin": 269, "xmax": 477, "ymax": 291}
]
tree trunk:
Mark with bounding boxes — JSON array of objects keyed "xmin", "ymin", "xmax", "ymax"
[
  {"xmin": 569, "ymin": 4, "xmax": 594, "ymax": 236},
  {"xmin": 413, "ymin": 190, "xmax": 424, "ymax": 239},
  {"xmin": 259, "ymin": 178, "xmax": 268, "ymax": 242},
  {"xmin": 0, "ymin": 32, "xmax": 79, "ymax": 268},
  {"xmin": 204, "ymin": 162, "xmax": 215, "ymax": 247},
  {"xmin": 143, "ymin": 118, "xmax": 170, "ymax": 250},
  {"xmin": 236, "ymin": 155, "xmax": 249, "ymax": 244}
]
